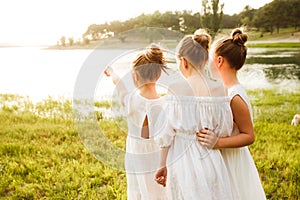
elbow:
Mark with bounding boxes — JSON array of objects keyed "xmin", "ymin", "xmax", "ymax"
[{"xmin": 248, "ymin": 134, "xmax": 255, "ymax": 145}]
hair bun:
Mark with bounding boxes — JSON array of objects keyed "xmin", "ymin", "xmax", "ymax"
[
  {"xmin": 193, "ymin": 29, "xmax": 211, "ymax": 51},
  {"xmin": 144, "ymin": 43, "xmax": 166, "ymax": 66},
  {"xmin": 231, "ymin": 28, "xmax": 248, "ymax": 46}
]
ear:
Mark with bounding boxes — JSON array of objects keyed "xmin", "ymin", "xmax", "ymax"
[
  {"xmin": 183, "ymin": 58, "xmax": 188, "ymax": 69},
  {"xmin": 134, "ymin": 71, "xmax": 139, "ymax": 82},
  {"xmin": 216, "ymin": 56, "xmax": 224, "ymax": 68}
]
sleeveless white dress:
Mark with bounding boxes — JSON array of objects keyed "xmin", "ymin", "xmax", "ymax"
[
  {"xmin": 156, "ymin": 95, "xmax": 234, "ymax": 200},
  {"xmin": 124, "ymin": 91, "xmax": 168, "ymax": 200},
  {"xmin": 221, "ymin": 84, "xmax": 266, "ymax": 200}
]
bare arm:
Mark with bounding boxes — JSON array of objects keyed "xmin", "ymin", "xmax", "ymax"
[
  {"xmin": 104, "ymin": 66, "xmax": 129, "ymax": 105},
  {"xmin": 215, "ymin": 95, "xmax": 255, "ymax": 148},
  {"xmin": 154, "ymin": 147, "xmax": 169, "ymax": 187},
  {"xmin": 159, "ymin": 146, "xmax": 169, "ymax": 167}
]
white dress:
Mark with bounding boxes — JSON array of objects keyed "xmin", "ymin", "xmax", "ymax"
[
  {"xmin": 156, "ymin": 95, "xmax": 234, "ymax": 200},
  {"xmin": 221, "ymin": 84, "xmax": 266, "ymax": 200},
  {"xmin": 124, "ymin": 91, "xmax": 168, "ymax": 200}
]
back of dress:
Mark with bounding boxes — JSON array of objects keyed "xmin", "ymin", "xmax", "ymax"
[
  {"xmin": 125, "ymin": 91, "xmax": 167, "ymax": 172},
  {"xmin": 158, "ymin": 76, "xmax": 233, "ymax": 146},
  {"xmin": 124, "ymin": 91, "xmax": 168, "ymax": 200},
  {"xmin": 168, "ymin": 95, "xmax": 232, "ymax": 138},
  {"xmin": 155, "ymin": 94, "xmax": 234, "ymax": 200}
]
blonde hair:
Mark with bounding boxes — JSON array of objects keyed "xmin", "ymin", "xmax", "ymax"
[
  {"xmin": 132, "ymin": 44, "xmax": 167, "ymax": 81},
  {"xmin": 176, "ymin": 29, "xmax": 211, "ymax": 70}
]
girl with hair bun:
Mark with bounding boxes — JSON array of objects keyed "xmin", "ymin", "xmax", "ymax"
[
  {"xmin": 104, "ymin": 43, "xmax": 168, "ymax": 199},
  {"xmin": 154, "ymin": 29, "xmax": 233, "ymax": 199},
  {"xmin": 198, "ymin": 28, "xmax": 266, "ymax": 200}
]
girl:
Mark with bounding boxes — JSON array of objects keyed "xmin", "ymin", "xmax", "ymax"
[
  {"xmin": 104, "ymin": 44, "xmax": 168, "ymax": 200},
  {"xmin": 198, "ymin": 28, "xmax": 266, "ymax": 200},
  {"xmin": 154, "ymin": 30, "xmax": 233, "ymax": 199}
]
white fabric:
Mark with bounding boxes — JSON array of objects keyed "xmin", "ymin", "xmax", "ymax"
[
  {"xmin": 228, "ymin": 84, "xmax": 253, "ymax": 122},
  {"xmin": 124, "ymin": 91, "xmax": 168, "ymax": 200},
  {"xmin": 221, "ymin": 84, "xmax": 266, "ymax": 200},
  {"xmin": 156, "ymin": 95, "xmax": 234, "ymax": 200}
]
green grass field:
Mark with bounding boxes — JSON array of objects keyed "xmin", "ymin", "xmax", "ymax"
[
  {"xmin": 0, "ymin": 89, "xmax": 299, "ymax": 199},
  {"xmin": 246, "ymin": 43, "xmax": 300, "ymax": 48}
]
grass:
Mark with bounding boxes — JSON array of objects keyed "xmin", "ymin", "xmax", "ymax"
[
  {"xmin": 0, "ymin": 90, "xmax": 299, "ymax": 199},
  {"xmin": 248, "ymin": 27, "xmax": 299, "ymax": 41},
  {"xmin": 248, "ymin": 89, "xmax": 300, "ymax": 199},
  {"xmin": 0, "ymin": 96, "xmax": 127, "ymax": 199},
  {"xmin": 246, "ymin": 56, "xmax": 300, "ymax": 66},
  {"xmin": 246, "ymin": 43, "xmax": 300, "ymax": 48}
]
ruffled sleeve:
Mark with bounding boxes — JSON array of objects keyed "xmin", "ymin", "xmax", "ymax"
[
  {"xmin": 153, "ymin": 100, "xmax": 175, "ymax": 148},
  {"xmin": 154, "ymin": 120, "xmax": 175, "ymax": 148}
]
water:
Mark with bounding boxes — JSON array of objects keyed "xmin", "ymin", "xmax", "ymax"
[
  {"xmin": 0, "ymin": 46, "xmax": 299, "ymax": 102},
  {"xmin": 0, "ymin": 47, "xmax": 129, "ymax": 102},
  {"xmin": 240, "ymin": 48, "xmax": 300, "ymax": 91}
]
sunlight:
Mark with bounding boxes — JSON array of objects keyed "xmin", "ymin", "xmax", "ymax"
[{"xmin": 0, "ymin": 0, "xmax": 272, "ymax": 46}]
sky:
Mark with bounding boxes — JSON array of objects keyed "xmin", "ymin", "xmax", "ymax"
[{"xmin": 0, "ymin": 0, "xmax": 273, "ymax": 45}]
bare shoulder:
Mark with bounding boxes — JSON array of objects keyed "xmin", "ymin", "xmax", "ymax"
[
  {"xmin": 208, "ymin": 79, "xmax": 227, "ymax": 97},
  {"xmin": 230, "ymin": 95, "xmax": 250, "ymax": 115},
  {"xmin": 168, "ymin": 79, "xmax": 193, "ymax": 96}
]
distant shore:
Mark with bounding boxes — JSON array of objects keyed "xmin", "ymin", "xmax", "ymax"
[
  {"xmin": 45, "ymin": 40, "xmax": 161, "ymax": 50},
  {"xmin": 2, "ymin": 30, "xmax": 299, "ymax": 50},
  {"xmin": 46, "ymin": 31, "xmax": 300, "ymax": 50}
]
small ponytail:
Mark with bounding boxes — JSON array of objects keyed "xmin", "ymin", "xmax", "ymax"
[{"xmin": 231, "ymin": 28, "xmax": 248, "ymax": 46}]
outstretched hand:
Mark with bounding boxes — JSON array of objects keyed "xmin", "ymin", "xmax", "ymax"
[
  {"xmin": 155, "ymin": 166, "xmax": 167, "ymax": 187},
  {"xmin": 197, "ymin": 128, "xmax": 218, "ymax": 149},
  {"xmin": 104, "ymin": 66, "xmax": 113, "ymax": 77}
]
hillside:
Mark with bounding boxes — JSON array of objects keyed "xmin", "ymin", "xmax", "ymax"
[{"xmin": 46, "ymin": 28, "xmax": 300, "ymax": 50}]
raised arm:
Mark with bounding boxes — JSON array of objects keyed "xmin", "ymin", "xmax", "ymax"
[{"xmin": 104, "ymin": 66, "xmax": 129, "ymax": 105}]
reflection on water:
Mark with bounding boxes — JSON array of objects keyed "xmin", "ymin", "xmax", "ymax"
[
  {"xmin": 239, "ymin": 48, "xmax": 300, "ymax": 91},
  {"xmin": 263, "ymin": 64, "xmax": 300, "ymax": 80},
  {"xmin": 0, "ymin": 47, "xmax": 299, "ymax": 102}
]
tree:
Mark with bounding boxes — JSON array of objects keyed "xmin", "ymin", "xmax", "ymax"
[
  {"xmin": 118, "ymin": 35, "xmax": 126, "ymax": 43},
  {"xmin": 83, "ymin": 37, "xmax": 90, "ymax": 45},
  {"xmin": 253, "ymin": 4, "xmax": 274, "ymax": 34},
  {"xmin": 201, "ymin": 0, "xmax": 224, "ymax": 39},
  {"xmin": 220, "ymin": 14, "xmax": 240, "ymax": 28},
  {"xmin": 84, "ymin": 24, "xmax": 102, "ymax": 40},
  {"xmin": 239, "ymin": 6, "xmax": 256, "ymax": 27},
  {"xmin": 288, "ymin": 0, "xmax": 300, "ymax": 30},
  {"xmin": 270, "ymin": 0, "xmax": 289, "ymax": 33},
  {"xmin": 252, "ymin": 0, "xmax": 299, "ymax": 34},
  {"xmin": 160, "ymin": 11, "xmax": 181, "ymax": 31},
  {"xmin": 68, "ymin": 37, "xmax": 74, "ymax": 46},
  {"xmin": 180, "ymin": 10, "xmax": 201, "ymax": 34},
  {"xmin": 108, "ymin": 20, "xmax": 128, "ymax": 35},
  {"xmin": 60, "ymin": 36, "xmax": 66, "ymax": 46}
]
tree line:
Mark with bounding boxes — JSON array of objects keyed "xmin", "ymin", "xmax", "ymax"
[{"xmin": 59, "ymin": 0, "xmax": 299, "ymax": 46}]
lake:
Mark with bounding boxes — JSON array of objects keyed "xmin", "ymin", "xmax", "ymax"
[{"xmin": 0, "ymin": 46, "xmax": 299, "ymax": 103}]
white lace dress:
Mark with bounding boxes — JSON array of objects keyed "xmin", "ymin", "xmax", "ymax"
[
  {"xmin": 156, "ymin": 95, "xmax": 234, "ymax": 200},
  {"xmin": 124, "ymin": 91, "xmax": 168, "ymax": 200},
  {"xmin": 221, "ymin": 84, "xmax": 266, "ymax": 200}
]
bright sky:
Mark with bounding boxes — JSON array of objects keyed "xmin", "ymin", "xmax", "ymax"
[{"xmin": 0, "ymin": 0, "xmax": 272, "ymax": 45}]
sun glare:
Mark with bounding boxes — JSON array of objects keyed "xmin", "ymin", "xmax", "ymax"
[{"xmin": 0, "ymin": 0, "xmax": 272, "ymax": 46}]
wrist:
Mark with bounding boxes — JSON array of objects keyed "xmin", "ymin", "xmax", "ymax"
[
  {"xmin": 160, "ymin": 162, "xmax": 167, "ymax": 167},
  {"xmin": 214, "ymin": 138, "xmax": 222, "ymax": 149}
]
